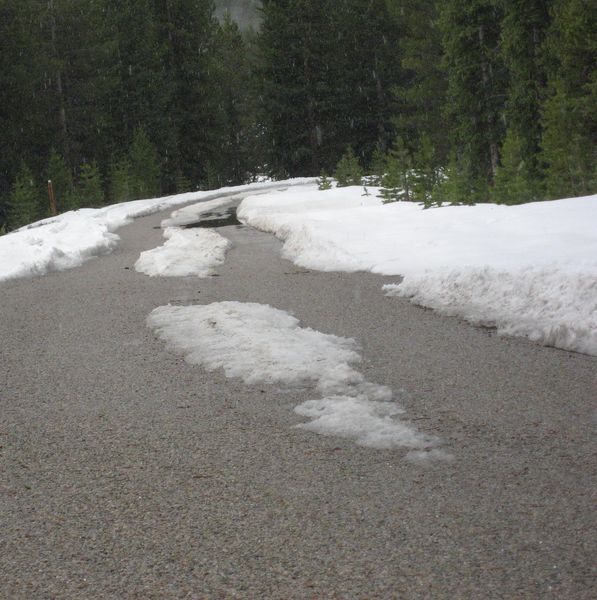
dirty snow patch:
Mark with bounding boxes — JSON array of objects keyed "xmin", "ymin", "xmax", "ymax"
[
  {"xmin": 147, "ymin": 301, "xmax": 448, "ymax": 458},
  {"xmin": 135, "ymin": 227, "xmax": 230, "ymax": 278}
]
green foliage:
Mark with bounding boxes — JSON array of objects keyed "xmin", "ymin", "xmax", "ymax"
[
  {"xmin": 205, "ymin": 161, "xmax": 222, "ymax": 191},
  {"xmin": 175, "ymin": 170, "xmax": 192, "ymax": 194},
  {"xmin": 78, "ymin": 161, "xmax": 104, "ymax": 207},
  {"xmin": 368, "ymin": 146, "xmax": 388, "ymax": 186},
  {"xmin": 130, "ymin": 127, "xmax": 160, "ymax": 199},
  {"xmin": 499, "ymin": 0, "xmax": 550, "ymax": 181},
  {"xmin": 540, "ymin": 0, "xmax": 596, "ymax": 198},
  {"xmin": 334, "ymin": 148, "xmax": 363, "ymax": 187},
  {"xmin": 492, "ymin": 129, "xmax": 541, "ymax": 204},
  {"xmin": 8, "ymin": 163, "xmax": 40, "ymax": 230},
  {"xmin": 411, "ymin": 135, "xmax": 440, "ymax": 207},
  {"xmin": 432, "ymin": 152, "xmax": 473, "ymax": 205},
  {"xmin": 317, "ymin": 172, "xmax": 333, "ymax": 190},
  {"xmin": 389, "ymin": 0, "xmax": 449, "ymax": 163},
  {"xmin": 438, "ymin": 0, "xmax": 507, "ymax": 186},
  {"xmin": 378, "ymin": 138, "xmax": 412, "ymax": 203},
  {"xmin": 109, "ymin": 157, "xmax": 133, "ymax": 203},
  {"xmin": 259, "ymin": 0, "xmax": 402, "ymax": 176},
  {"xmin": 46, "ymin": 149, "xmax": 76, "ymax": 213}
]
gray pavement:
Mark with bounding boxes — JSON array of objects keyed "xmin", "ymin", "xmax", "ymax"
[{"xmin": 1, "ymin": 197, "xmax": 595, "ymax": 599}]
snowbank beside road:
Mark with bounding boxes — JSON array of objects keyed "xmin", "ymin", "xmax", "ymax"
[
  {"xmin": 238, "ymin": 186, "xmax": 597, "ymax": 356},
  {"xmin": 0, "ymin": 178, "xmax": 314, "ymax": 283}
]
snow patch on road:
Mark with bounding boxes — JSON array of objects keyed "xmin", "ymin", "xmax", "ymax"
[
  {"xmin": 135, "ymin": 227, "xmax": 231, "ymax": 278},
  {"xmin": 147, "ymin": 301, "xmax": 447, "ymax": 458}
]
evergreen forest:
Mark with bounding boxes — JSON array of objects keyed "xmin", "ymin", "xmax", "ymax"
[{"xmin": 1, "ymin": 0, "xmax": 595, "ymax": 232}]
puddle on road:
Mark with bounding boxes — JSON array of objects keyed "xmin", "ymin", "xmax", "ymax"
[
  {"xmin": 153, "ymin": 207, "xmax": 242, "ymax": 230},
  {"xmin": 183, "ymin": 207, "xmax": 241, "ymax": 229}
]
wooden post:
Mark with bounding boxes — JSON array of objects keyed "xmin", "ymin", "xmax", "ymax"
[{"xmin": 48, "ymin": 180, "xmax": 57, "ymax": 216}]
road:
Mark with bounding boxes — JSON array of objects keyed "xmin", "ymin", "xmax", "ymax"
[{"xmin": 1, "ymin": 194, "xmax": 595, "ymax": 599}]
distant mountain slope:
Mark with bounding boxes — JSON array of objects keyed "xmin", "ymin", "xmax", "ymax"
[{"xmin": 214, "ymin": 0, "xmax": 262, "ymax": 30}]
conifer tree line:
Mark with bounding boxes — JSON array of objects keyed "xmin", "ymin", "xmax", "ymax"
[{"xmin": 1, "ymin": 0, "xmax": 595, "ymax": 232}]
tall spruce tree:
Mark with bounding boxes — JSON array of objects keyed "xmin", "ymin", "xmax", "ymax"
[
  {"xmin": 153, "ymin": 0, "xmax": 219, "ymax": 186},
  {"xmin": 499, "ymin": 0, "xmax": 551, "ymax": 186},
  {"xmin": 438, "ymin": 0, "xmax": 508, "ymax": 197},
  {"xmin": 540, "ymin": 0, "xmax": 596, "ymax": 198},
  {"xmin": 106, "ymin": 0, "xmax": 174, "ymax": 189},
  {"xmin": 388, "ymin": 0, "xmax": 448, "ymax": 163},
  {"xmin": 129, "ymin": 127, "xmax": 161, "ymax": 199},
  {"xmin": 208, "ymin": 15, "xmax": 258, "ymax": 185}
]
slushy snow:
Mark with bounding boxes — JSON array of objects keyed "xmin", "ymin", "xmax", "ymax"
[
  {"xmin": 147, "ymin": 301, "xmax": 447, "ymax": 457},
  {"xmin": 0, "ymin": 178, "xmax": 314, "ymax": 283},
  {"xmin": 135, "ymin": 227, "xmax": 230, "ymax": 277},
  {"xmin": 238, "ymin": 187, "xmax": 597, "ymax": 356}
]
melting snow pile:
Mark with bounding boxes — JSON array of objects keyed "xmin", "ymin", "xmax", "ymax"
[
  {"xmin": 135, "ymin": 227, "xmax": 230, "ymax": 277},
  {"xmin": 238, "ymin": 187, "xmax": 597, "ymax": 356},
  {"xmin": 0, "ymin": 178, "xmax": 314, "ymax": 283},
  {"xmin": 147, "ymin": 301, "xmax": 448, "ymax": 459}
]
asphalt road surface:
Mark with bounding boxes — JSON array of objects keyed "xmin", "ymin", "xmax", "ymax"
[{"xmin": 1, "ymin": 195, "xmax": 595, "ymax": 599}]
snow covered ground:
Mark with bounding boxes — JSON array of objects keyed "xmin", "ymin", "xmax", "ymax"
[
  {"xmin": 148, "ymin": 301, "xmax": 449, "ymax": 459},
  {"xmin": 238, "ymin": 185, "xmax": 597, "ymax": 356},
  {"xmin": 0, "ymin": 179, "xmax": 314, "ymax": 283}
]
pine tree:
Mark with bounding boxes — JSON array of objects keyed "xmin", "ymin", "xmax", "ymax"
[
  {"xmin": 106, "ymin": 0, "xmax": 175, "ymax": 186},
  {"xmin": 491, "ymin": 129, "xmax": 540, "ymax": 204},
  {"xmin": 438, "ymin": 0, "xmax": 508, "ymax": 191},
  {"xmin": 109, "ymin": 157, "xmax": 133, "ymax": 203},
  {"xmin": 499, "ymin": 0, "xmax": 551, "ymax": 186},
  {"xmin": 411, "ymin": 134, "xmax": 439, "ymax": 206},
  {"xmin": 368, "ymin": 146, "xmax": 388, "ymax": 186},
  {"xmin": 388, "ymin": 0, "xmax": 448, "ymax": 163},
  {"xmin": 432, "ymin": 151, "xmax": 473, "ymax": 205},
  {"xmin": 334, "ymin": 147, "xmax": 363, "ymax": 187},
  {"xmin": 153, "ymin": 0, "xmax": 219, "ymax": 186},
  {"xmin": 541, "ymin": 0, "xmax": 596, "ymax": 198},
  {"xmin": 175, "ymin": 169, "xmax": 192, "ymax": 194},
  {"xmin": 129, "ymin": 127, "xmax": 160, "ymax": 199},
  {"xmin": 46, "ymin": 149, "xmax": 76, "ymax": 213},
  {"xmin": 207, "ymin": 14, "xmax": 258, "ymax": 185},
  {"xmin": 317, "ymin": 172, "xmax": 333, "ymax": 190},
  {"xmin": 8, "ymin": 163, "xmax": 40, "ymax": 230},
  {"xmin": 78, "ymin": 161, "xmax": 104, "ymax": 207},
  {"xmin": 378, "ymin": 138, "xmax": 412, "ymax": 203}
]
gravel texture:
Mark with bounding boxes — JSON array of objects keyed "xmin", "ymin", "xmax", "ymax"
[{"xmin": 1, "ymin": 198, "xmax": 595, "ymax": 599}]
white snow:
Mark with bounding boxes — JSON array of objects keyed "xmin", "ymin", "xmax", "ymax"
[
  {"xmin": 161, "ymin": 196, "xmax": 237, "ymax": 228},
  {"xmin": 238, "ymin": 187, "xmax": 597, "ymax": 356},
  {"xmin": 0, "ymin": 178, "xmax": 315, "ymax": 283},
  {"xmin": 135, "ymin": 227, "xmax": 230, "ymax": 277},
  {"xmin": 147, "ymin": 301, "xmax": 447, "ymax": 457}
]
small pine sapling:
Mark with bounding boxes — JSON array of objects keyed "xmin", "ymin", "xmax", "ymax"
[
  {"xmin": 109, "ymin": 157, "xmax": 133, "ymax": 204},
  {"xmin": 368, "ymin": 145, "xmax": 387, "ymax": 186},
  {"xmin": 334, "ymin": 147, "xmax": 363, "ymax": 187},
  {"xmin": 78, "ymin": 161, "xmax": 105, "ymax": 207},
  {"xmin": 412, "ymin": 134, "xmax": 439, "ymax": 208},
  {"xmin": 46, "ymin": 149, "xmax": 76, "ymax": 213},
  {"xmin": 8, "ymin": 163, "xmax": 40, "ymax": 229},
  {"xmin": 378, "ymin": 138, "xmax": 412, "ymax": 203},
  {"xmin": 317, "ymin": 171, "xmax": 333, "ymax": 190}
]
